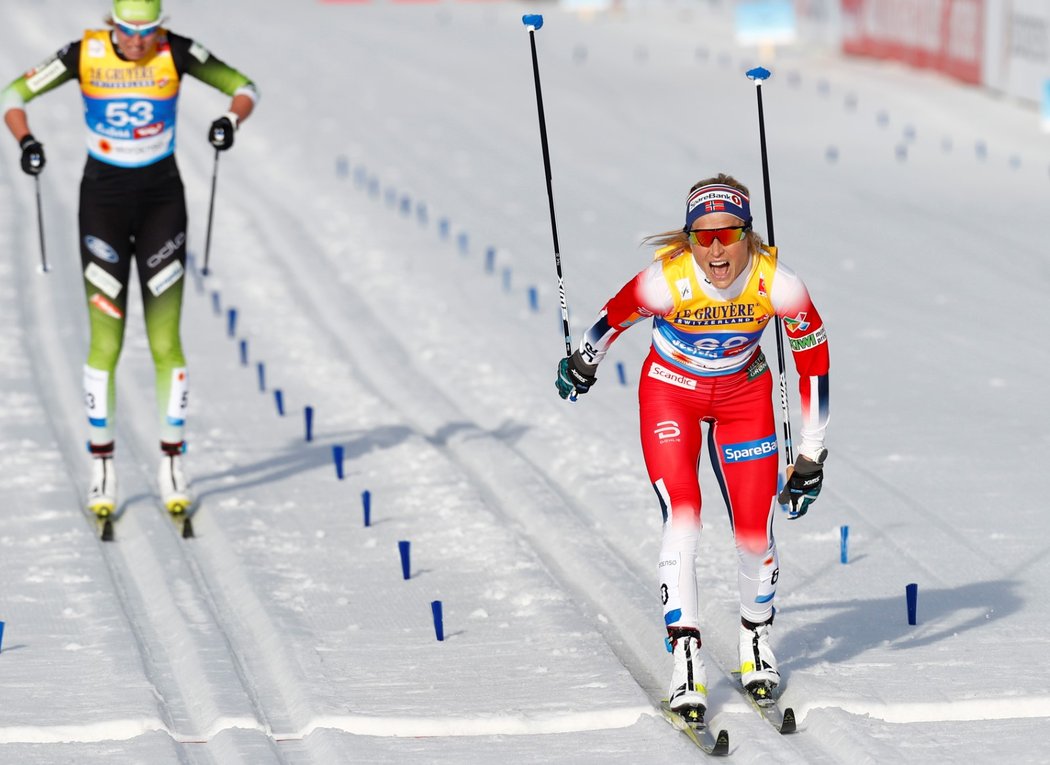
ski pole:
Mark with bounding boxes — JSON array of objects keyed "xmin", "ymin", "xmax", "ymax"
[
  {"xmin": 202, "ymin": 148, "xmax": 220, "ymax": 276},
  {"xmin": 746, "ymin": 67, "xmax": 794, "ymax": 470},
  {"xmin": 34, "ymin": 175, "xmax": 49, "ymax": 273},
  {"xmin": 522, "ymin": 15, "xmax": 575, "ymax": 370}
]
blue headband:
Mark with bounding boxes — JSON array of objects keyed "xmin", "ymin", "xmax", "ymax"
[{"xmin": 685, "ymin": 184, "xmax": 751, "ymax": 228}]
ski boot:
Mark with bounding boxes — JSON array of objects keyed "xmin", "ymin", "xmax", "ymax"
[
  {"xmin": 739, "ymin": 615, "xmax": 780, "ymax": 706},
  {"xmin": 86, "ymin": 451, "xmax": 117, "ymax": 518},
  {"xmin": 667, "ymin": 627, "xmax": 708, "ymax": 726},
  {"xmin": 158, "ymin": 443, "xmax": 193, "ymax": 516}
]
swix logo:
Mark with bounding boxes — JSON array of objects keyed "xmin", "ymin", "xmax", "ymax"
[
  {"xmin": 784, "ymin": 312, "xmax": 810, "ymax": 333},
  {"xmin": 654, "ymin": 421, "xmax": 681, "ymax": 440},
  {"xmin": 134, "ymin": 122, "xmax": 165, "ymax": 139}
]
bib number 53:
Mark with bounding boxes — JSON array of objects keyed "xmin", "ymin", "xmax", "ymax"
[{"xmin": 106, "ymin": 101, "xmax": 155, "ymax": 128}]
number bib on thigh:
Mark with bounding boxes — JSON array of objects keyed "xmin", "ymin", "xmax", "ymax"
[{"xmin": 79, "ymin": 30, "xmax": 180, "ymax": 167}]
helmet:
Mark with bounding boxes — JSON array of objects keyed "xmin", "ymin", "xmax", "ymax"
[{"xmin": 112, "ymin": 0, "xmax": 162, "ymax": 24}]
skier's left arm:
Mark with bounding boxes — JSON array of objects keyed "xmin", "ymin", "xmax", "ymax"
[
  {"xmin": 771, "ymin": 261, "xmax": 830, "ymax": 516},
  {"xmin": 169, "ymin": 33, "xmax": 259, "ymax": 149}
]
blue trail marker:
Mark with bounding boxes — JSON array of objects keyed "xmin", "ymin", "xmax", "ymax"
[
  {"xmin": 399, "ymin": 540, "xmax": 411, "ymax": 580},
  {"xmin": 362, "ymin": 489, "xmax": 371, "ymax": 527},
  {"xmin": 332, "ymin": 444, "xmax": 345, "ymax": 480},
  {"xmin": 439, "ymin": 219, "xmax": 450, "ymax": 239},
  {"xmin": 257, "ymin": 362, "xmax": 266, "ymax": 392},
  {"xmin": 840, "ymin": 525, "xmax": 849, "ymax": 564},
  {"xmin": 0, "ymin": 620, "xmax": 5, "ymax": 653},
  {"xmin": 274, "ymin": 389, "xmax": 285, "ymax": 416},
  {"xmin": 485, "ymin": 247, "xmax": 496, "ymax": 274},
  {"xmin": 458, "ymin": 231, "xmax": 469, "ymax": 255},
  {"xmin": 431, "ymin": 600, "xmax": 445, "ymax": 641},
  {"xmin": 211, "ymin": 291, "xmax": 221, "ymax": 315},
  {"xmin": 616, "ymin": 361, "xmax": 627, "ymax": 386},
  {"xmin": 227, "ymin": 308, "xmax": 237, "ymax": 338},
  {"xmin": 304, "ymin": 406, "xmax": 314, "ymax": 442},
  {"xmin": 502, "ymin": 267, "xmax": 512, "ymax": 292},
  {"xmin": 528, "ymin": 286, "xmax": 539, "ymax": 312},
  {"xmin": 239, "ymin": 339, "xmax": 248, "ymax": 366},
  {"xmin": 906, "ymin": 583, "xmax": 918, "ymax": 625}
]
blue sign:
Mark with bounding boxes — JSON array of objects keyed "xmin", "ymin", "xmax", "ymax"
[{"xmin": 736, "ymin": 0, "xmax": 797, "ymax": 46}]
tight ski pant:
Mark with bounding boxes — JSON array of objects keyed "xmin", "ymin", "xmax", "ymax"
[
  {"xmin": 638, "ymin": 349, "xmax": 780, "ymax": 634},
  {"xmin": 78, "ymin": 157, "xmax": 189, "ymax": 450}
]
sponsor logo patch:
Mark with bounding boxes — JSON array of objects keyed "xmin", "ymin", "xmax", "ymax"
[
  {"xmin": 722, "ymin": 434, "xmax": 778, "ymax": 463},
  {"xmin": 189, "ymin": 42, "xmax": 210, "ymax": 63},
  {"xmin": 90, "ymin": 293, "xmax": 123, "ymax": 320},
  {"xmin": 84, "ymin": 262, "xmax": 123, "ymax": 299},
  {"xmin": 26, "ymin": 58, "xmax": 67, "ymax": 93},
  {"xmin": 687, "ymin": 187, "xmax": 743, "ymax": 213},
  {"xmin": 789, "ymin": 326, "xmax": 827, "ymax": 352},
  {"xmin": 654, "ymin": 420, "xmax": 681, "ymax": 440},
  {"xmin": 784, "ymin": 312, "xmax": 811, "ymax": 334},
  {"xmin": 746, "ymin": 352, "xmax": 769, "ymax": 380},
  {"xmin": 85, "ymin": 235, "xmax": 119, "ymax": 263},
  {"xmin": 146, "ymin": 232, "xmax": 185, "ymax": 269},
  {"xmin": 147, "ymin": 260, "xmax": 184, "ymax": 296},
  {"xmin": 675, "ymin": 277, "xmax": 692, "ymax": 301},
  {"xmin": 648, "ymin": 363, "xmax": 697, "ymax": 390}
]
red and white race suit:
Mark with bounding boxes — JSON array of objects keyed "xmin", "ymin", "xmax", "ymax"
[{"xmin": 578, "ymin": 246, "xmax": 829, "ymax": 629}]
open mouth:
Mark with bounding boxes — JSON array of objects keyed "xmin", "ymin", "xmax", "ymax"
[{"xmin": 709, "ymin": 259, "xmax": 731, "ymax": 280}]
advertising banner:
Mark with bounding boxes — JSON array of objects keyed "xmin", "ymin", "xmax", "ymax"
[{"xmin": 841, "ymin": 0, "xmax": 985, "ymax": 84}]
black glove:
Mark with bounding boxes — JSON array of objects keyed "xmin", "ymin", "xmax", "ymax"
[
  {"xmin": 556, "ymin": 351, "xmax": 597, "ymax": 400},
  {"xmin": 777, "ymin": 450, "xmax": 827, "ymax": 519},
  {"xmin": 208, "ymin": 113, "xmax": 237, "ymax": 150},
  {"xmin": 19, "ymin": 134, "xmax": 45, "ymax": 175}
]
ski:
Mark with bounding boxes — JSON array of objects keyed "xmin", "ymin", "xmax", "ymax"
[
  {"xmin": 660, "ymin": 701, "xmax": 730, "ymax": 756},
  {"xmin": 96, "ymin": 514, "xmax": 115, "ymax": 542},
  {"xmin": 88, "ymin": 503, "xmax": 118, "ymax": 542},
  {"xmin": 166, "ymin": 503, "xmax": 195, "ymax": 539},
  {"xmin": 732, "ymin": 674, "xmax": 796, "ymax": 734}
]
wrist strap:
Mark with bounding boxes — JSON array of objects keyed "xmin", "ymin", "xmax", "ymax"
[
  {"xmin": 19, "ymin": 134, "xmax": 37, "ymax": 149},
  {"xmin": 223, "ymin": 111, "xmax": 239, "ymax": 130}
]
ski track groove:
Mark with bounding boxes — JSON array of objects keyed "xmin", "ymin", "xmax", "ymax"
[
  {"xmin": 6, "ymin": 167, "xmax": 296, "ymax": 765},
  {"xmin": 223, "ymin": 175, "xmax": 832, "ymax": 759}
]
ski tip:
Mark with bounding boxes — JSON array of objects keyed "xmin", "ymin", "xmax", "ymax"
[
  {"xmin": 746, "ymin": 66, "xmax": 772, "ymax": 83},
  {"xmin": 713, "ymin": 728, "xmax": 730, "ymax": 756},
  {"xmin": 522, "ymin": 14, "xmax": 544, "ymax": 31}
]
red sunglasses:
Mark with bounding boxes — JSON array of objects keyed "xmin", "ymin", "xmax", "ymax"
[{"xmin": 685, "ymin": 224, "xmax": 751, "ymax": 247}]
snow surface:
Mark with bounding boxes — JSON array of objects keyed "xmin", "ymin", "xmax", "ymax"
[{"xmin": 1, "ymin": 0, "xmax": 1049, "ymax": 762}]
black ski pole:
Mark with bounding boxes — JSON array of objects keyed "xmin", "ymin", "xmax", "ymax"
[
  {"xmin": 202, "ymin": 148, "xmax": 220, "ymax": 276},
  {"xmin": 34, "ymin": 175, "xmax": 49, "ymax": 273},
  {"xmin": 522, "ymin": 14, "xmax": 574, "ymax": 372},
  {"xmin": 746, "ymin": 66, "xmax": 794, "ymax": 470}
]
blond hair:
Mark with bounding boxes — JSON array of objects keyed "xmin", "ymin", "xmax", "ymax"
[{"xmin": 643, "ymin": 173, "xmax": 765, "ymax": 260}]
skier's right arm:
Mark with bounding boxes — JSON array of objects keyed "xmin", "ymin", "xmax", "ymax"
[
  {"xmin": 555, "ymin": 263, "xmax": 672, "ymax": 399},
  {"xmin": 2, "ymin": 44, "xmax": 79, "ymax": 174}
]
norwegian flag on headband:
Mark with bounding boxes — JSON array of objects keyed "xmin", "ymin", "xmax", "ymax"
[{"xmin": 686, "ymin": 183, "xmax": 751, "ymax": 227}]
